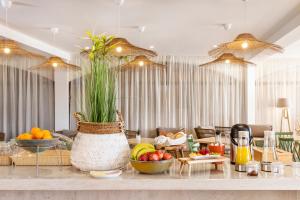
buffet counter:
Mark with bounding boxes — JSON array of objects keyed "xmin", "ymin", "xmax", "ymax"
[{"xmin": 0, "ymin": 162, "xmax": 300, "ymax": 200}]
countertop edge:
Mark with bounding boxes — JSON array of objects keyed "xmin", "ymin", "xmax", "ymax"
[{"xmin": 1, "ymin": 178, "xmax": 300, "ymax": 191}]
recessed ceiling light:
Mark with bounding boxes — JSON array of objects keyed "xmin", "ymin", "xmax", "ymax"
[
  {"xmin": 223, "ymin": 23, "xmax": 232, "ymax": 31},
  {"xmin": 139, "ymin": 26, "xmax": 146, "ymax": 33}
]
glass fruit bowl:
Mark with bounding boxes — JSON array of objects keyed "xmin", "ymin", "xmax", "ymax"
[{"xmin": 16, "ymin": 138, "xmax": 59, "ymax": 153}]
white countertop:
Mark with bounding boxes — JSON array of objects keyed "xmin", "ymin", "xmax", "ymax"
[{"xmin": 1, "ymin": 160, "xmax": 300, "ymax": 191}]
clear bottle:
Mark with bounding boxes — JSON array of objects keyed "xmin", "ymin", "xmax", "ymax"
[
  {"xmin": 215, "ymin": 130, "xmax": 222, "ymax": 145},
  {"xmin": 261, "ymin": 131, "xmax": 278, "ymax": 172},
  {"xmin": 187, "ymin": 134, "xmax": 194, "ymax": 152},
  {"xmin": 235, "ymin": 131, "xmax": 252, "ymax": 172},
  {"xmin": 136, "ymin": 132, "xmax": 141, "ymax": 144}
]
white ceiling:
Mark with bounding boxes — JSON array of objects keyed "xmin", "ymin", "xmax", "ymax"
[{"xmin": 1, "ymin": 0, "xmax": 300, "ymax": 56}]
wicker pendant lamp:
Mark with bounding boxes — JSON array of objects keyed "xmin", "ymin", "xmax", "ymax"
[
  {"xmin": 107, "ymin": 37, "xmax": 157, "ymax": 57},
  {"xmin": 208, "ymin": 33, "xmax": 283, "ymax": 58},
  {"xmin": 121, "ymin": 55, "xmax": 164, "ymax": 70},
  {"xmin": 30, "ymin": 56, "xmax": 81, "ymax": 71},
  {"xmin": 209, "ymin": 0, "xmax": 283, "ymax": 58},
  {"xmin": 199, "ymin": 53, "xmax": 255, "ymax": 67},
  {"xmin": 0, "ymin": 39, "xmax": 44, "ymax": 58},
  {"xmin": 82, "ymin": 1, "xmax": 157, "ymax": 58}
]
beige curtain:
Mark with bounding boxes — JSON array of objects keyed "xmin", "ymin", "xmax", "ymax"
[
  {"xmin": 117, "ymin": 56, "xmax": 246, "ymax": 137},
  {"xmin": 70, "ymin": 56, "xmax": 247, "ymax": 137},
  {"xmin": 0, "ymin": 56, "xmax": 54, "ymax": 140},
  {"xmin": 255, "ymin": 58, "xmax": 300, "ymax": 131}
]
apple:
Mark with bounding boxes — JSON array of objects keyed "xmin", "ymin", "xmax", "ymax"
[
  {"xmin": 155, "ymin": 150, "xmax": 164, "ymax": 160},
  {"xmin": 162, "ymin": 153, "xmax": 172, "ymax": 160},
  {"xmin": 199, "ymin": 148, "xmax": 210, "ymax": 155},
  {"xmin": 138, "ymin": 153, "xmax": 149, "ymax": 161},
  {"xmin": 148, "ymin": 153, "xmax": 159, "ymax": 161}
]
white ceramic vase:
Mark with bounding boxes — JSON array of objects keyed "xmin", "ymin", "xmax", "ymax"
[{"xmin": 71, "ymin": 132, "xmax": 130, "ymax": 171}]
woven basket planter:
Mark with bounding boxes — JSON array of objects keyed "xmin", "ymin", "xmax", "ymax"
[{"xmin": 71, "ymin": 112, "xmax": 130, "ymax": 171}]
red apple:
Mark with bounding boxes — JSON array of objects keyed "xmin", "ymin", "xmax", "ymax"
[
  {"xmin": 199, "ymin": 148, "xmax": 210, "ymax": 155},
  {"xmin": 138, "ymin": 153, "xmax": 149, "ymax": 161},
  {"xmin": 155, "ymin": 150, "xmax": 164, "ymax": 160},
  {"xmin": 162, "ymin": 153, "xmax": 172, "ymax": 160},
  {"xmin": 148, "ymin": 153, "xmax": 159, "ymax": 161}
]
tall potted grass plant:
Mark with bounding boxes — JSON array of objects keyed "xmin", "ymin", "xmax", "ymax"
[{"xmin": 71, "ymin": 33, "xmax": 130, "ymax": 171}]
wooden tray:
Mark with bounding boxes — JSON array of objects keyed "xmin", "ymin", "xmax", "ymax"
[
  {"xmin": 0, "ymin": 155, "xmax": 11, "ymax": 166},
  {"xmin": 178, "ymin": 156, "xmax": 227, "ymax": 176},
  {"xmin": 11, "ymin": 149, "xmax": 71, "ymax": 166}
]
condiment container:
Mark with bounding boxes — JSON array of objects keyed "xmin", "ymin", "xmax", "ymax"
[
  {"xmin": 246, "ymin": 161, "xmax": 260, "ymax": 176},
  {"xmin": 292, "ymin": 162, "xmax": 300, "ymax": 177},
  {"xmin": 270, "ymin": 162, "xmax": 284, "ymax": 175}
]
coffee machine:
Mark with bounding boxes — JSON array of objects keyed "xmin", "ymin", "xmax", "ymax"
[{"xmin": 230, "ymin": 124, "xmax": 253, "ymax": 164}]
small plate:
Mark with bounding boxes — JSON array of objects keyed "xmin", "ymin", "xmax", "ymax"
[
  {"xmin": 90, "ymin": 170, "xmax": 122, "ymax": 178},
  {"xmin": 190, "ymin": 154, "xmax": 221, "ymax": 160}
]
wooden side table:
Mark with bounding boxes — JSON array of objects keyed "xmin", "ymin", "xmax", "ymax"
[{"xmin": 178, "ymin": 156, "xmax": 227, "ymax": 176}]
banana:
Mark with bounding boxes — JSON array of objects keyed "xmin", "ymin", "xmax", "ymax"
[
  {"xmin": 135, "ymin": 148, "xmax": 156, "ymax": 160},
  {"xmin": 131, "ymin": 143, "xmax": 155, "ymax": 160}
]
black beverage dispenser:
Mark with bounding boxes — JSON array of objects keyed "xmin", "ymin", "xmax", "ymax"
[{"xmin": 230, "ymin": 124, "xmax": 253, "ymax": 164}]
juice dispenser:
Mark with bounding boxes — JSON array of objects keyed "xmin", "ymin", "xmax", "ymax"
[
  {"xmin": 261, "ymin": 131, "xmax": 278, "ymax": 172},
  {"xmin": 230, "ymin": 124, "xmax": 252, "ymax": 164},
  {"xmin": 235, "ymin": 131, "xmax": 252, "ymax": 172}
]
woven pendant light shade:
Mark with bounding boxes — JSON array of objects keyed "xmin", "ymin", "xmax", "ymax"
[
  {"xmin": 0, "ymin": 39, "xmax": 45, "ymax": 58},
  {"xmin": 209, "ymin": 33, "xmax": 283, "ymax": 58},
  {"xmin": 30, "ymin": 56, "xmax": 81, "ymax": 71},
  {"xmin": 121, "ymin": 55, "xmax": 165, "ymax": 70},
  {"xmin": 108, "ymin": 37, "xmax": 157, "ymax": 57},
  {"xmin": 199, "ymin": 53, "xmax": 255, "ymax": 67}
]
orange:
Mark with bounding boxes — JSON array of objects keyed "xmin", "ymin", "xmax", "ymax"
[
  {"xmin": 32, "ymin": 131, "xmax": 44, "ymax": 139},
  {"xmin": 41, "ymin": 130, "xmax": 52, "ymax": 139},
  {"xmin": 31, "ymin": 127, "xmax": 41, "ymax": 135},
  {"xmin": 43, "ymin": 134, "xmax": 53, "ymax": 140},
  {"xmin": 18, "ymin": 133, "xmax": 32, "ymax": 140}
]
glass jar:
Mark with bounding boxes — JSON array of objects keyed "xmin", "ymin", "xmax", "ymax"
[
  {"xmin": 246, "ymin": 161, "xmax": 260, "ymax": 176},
  {"xmin": 270, "ymin": 162, "xmax": 284, "ymax": 175},
  {"xmin": 235, "ymin": 131, "xmax": 252, "ymax": 172},
  {"xmin": 0, "ymin": 142, "xmax": 12, "ymax": 156},
  {"xmin": 292, "ymin": 162, "xmax": 300, "ymax": 177}
]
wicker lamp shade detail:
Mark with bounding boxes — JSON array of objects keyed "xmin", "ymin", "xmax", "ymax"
[
  {"xmin": 209, "ymin": 33, "xmax": 283, "ymax": 58},
  {"xmin": 108, "ymin": 37, "xmax": 157, "ymax": 57},
  {"xmin": 199, "ymin": 53, "xmax": 255, "ymax": 67},
  {"xmin": 121, "ymin": 55, "xmax": 165, "ymax": 70},
  {"xmin": 277, "ymin": 98, "xmax": 289, "ymax": 108},
  {"xmin": 30, "ymin": 56, "xmax": 81, "ymax": 71},
  {"xmin": 0, "ymin": 39, "xmax": 45, "ymax": 58}
]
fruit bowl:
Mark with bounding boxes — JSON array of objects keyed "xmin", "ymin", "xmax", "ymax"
[
  {"xmin": 16, "ymin": 138, "xmax": 59, "ymax": 153},
  {"xmin": 130, "ymin": 159, "xmax": 173, "ymax": 174}
]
